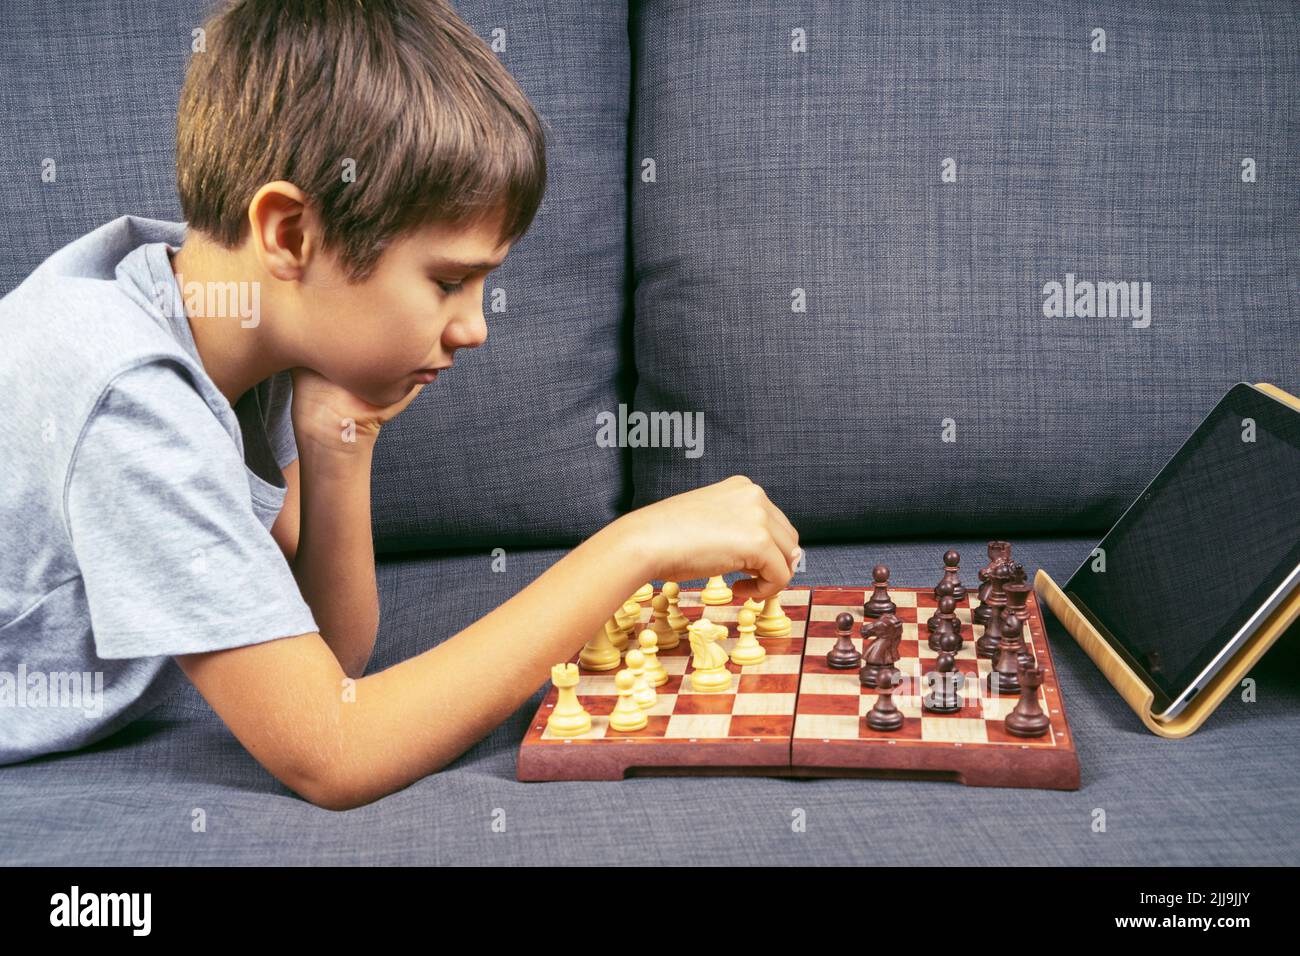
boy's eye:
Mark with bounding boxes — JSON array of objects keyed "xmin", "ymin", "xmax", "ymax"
[{"xmin": 435, "ymin": 278, "xmax": 464, "ymax": 295}]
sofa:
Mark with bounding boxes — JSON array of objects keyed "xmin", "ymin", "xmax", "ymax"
[{"xmin": 1, "ymin": 0, "xmax": 1297, "ymax": 865}]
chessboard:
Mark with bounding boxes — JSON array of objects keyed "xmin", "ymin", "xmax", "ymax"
[
  {"xmin": 791, "ymin": 586, "xmax": 1078, "ymax": 790},
  {"xmin": 517, "ymin": 579, "xmax": 1080, "ymax": 790}
]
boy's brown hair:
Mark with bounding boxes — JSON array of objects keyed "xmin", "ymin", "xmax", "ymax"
[{"xmin": 177, "ymin": 0, "xmax": 547, "ymax": 282}]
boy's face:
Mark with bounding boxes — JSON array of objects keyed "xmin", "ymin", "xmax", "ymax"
[{"xmin": 297, "ymin": 216, "xmax": 511, "ymax": 408}]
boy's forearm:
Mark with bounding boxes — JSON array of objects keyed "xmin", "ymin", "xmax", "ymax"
[
  {"xmin": 291, "ymin": 436, "xmax": 380, "ymax": 678},
  {"xmin": 327, "ymin": 518, "xmax": 651, "ymax": 808}
]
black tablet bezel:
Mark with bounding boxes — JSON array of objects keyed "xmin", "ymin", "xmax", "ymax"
[{"xmin": 1063, "ymin": 383, "xmax": 1300, "ymax": 713}]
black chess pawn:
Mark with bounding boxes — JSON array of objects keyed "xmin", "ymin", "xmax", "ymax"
[
  {"xmin": 988, "ymin": 612, "xmax": 1025, "ymax": 695},
  {"xmin": 1004, "ymin": 665, "xmax": 1051, "ymax": 738},
  {"xmin": 866, "ymin": 668, "xmax": 904, "ymax": 732},
  {"xmin": 863, "ymin": 564, "xmax": 896, "ymax": 618},
  {"xmin": 928, "ymin": 593, "xmax": 964, "ymax": 650},
  {"xmin": 936, "ymin": 549, "xmax": 966, "ymax": 602},
  {"xmin": 924, "ymin": 649, "xmax": 964, "ymax": 714},
  {"xmin": 927, "ymin": 582, "xmax": 952, "ymax": 635},
  {"xmin": 827, "ymin": 611, "xmax": 861, "ymax": 669}
]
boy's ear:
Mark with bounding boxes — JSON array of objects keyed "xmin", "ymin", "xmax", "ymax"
[{"xmin": 247, "ymin": 180, "xmax": 314, "ymax": 281}]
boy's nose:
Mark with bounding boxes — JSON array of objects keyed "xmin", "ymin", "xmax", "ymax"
[{"xmin": 446, "ymin": 306, "xmax": 489, "ymax": 350}]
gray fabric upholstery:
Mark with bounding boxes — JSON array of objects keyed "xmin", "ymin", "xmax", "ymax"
[
  {"xmin": 629, "ymin": 0, "xmax": 1300, "ymax": 538},
  {"xmin": 3, "ymin": 539, "xmax": 1296, "ymax": 866},
  {"xmin": 0, "ymin": 0, "xmax": 630, "ymax": 550}
]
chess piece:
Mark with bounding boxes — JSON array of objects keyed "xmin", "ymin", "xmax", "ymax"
[
  {"xmin": 1004, "ymin": 665, "xmax": 1051, "ymax": 738},
  {"xmin": 863, "ymin": 564, "xmax": 896, "ymax": 618},
  {"xmin": 923, "ymin": 651, "xmax": 964, "ymax": 714},
  {"xmin": 866, "ymin": 668, "xmax": 904, "ymax": 732},
  {"xmin": 928, "ymin": 593, "xmax": 963, "ymax": 650},
  {"xmin": 927, "ymin": 581, "xmax": 952, "ymax": 635},
  {"xmin": 699, "ymin": 607, "xmax": 728, "ymax": 643},
  {"xmin": 545, "ymin": 663, "xmax": 592, "ymax": 737},
  {"xmin": 989, "ymin": 613, "xmax": 1025, "ymax": 695},
  {"xmin": 858, "ymin": 612, "xmax": 903, "ymax": 689},
  {"xmin": 613, "ymin": 598, "xmax": 641, "ymax": 647},
  {"xmin": 625, "ymin": 648, "xmax": 657, "ymax": 709},
  {"xmin": 663, "ymin": 581, "xmax": 690, "ymax": 645},
  {"xmin": 929, "ymin": 612, "xmax": 957, "ymax": 656},
  {"xmin": 609, "ymin": 668, "xmax": 648, "ymax": 732},
  {"xmin": 638, "ymin": 628, "xmax": 670, "ymax": 687},
  {"xmin": 1003, "ymin": 581, "xmax": 1034, "ymax": 668},
  {"xmin": 631, "ymin": 581, "xmax": 654, "ymax": 603},
  {"xmin": 730, "ymin": 606, "xmax": 767, "ymax": 666},
  {"xmin": 827, "ymin": 611, "xmax": 861, "ymax": 669},
  {"xmin": 701, "ymin": 575, "xmax": 732, "ymax": 605},
  {"xmin": 972, "ymin": 540, "xmax": 1011, "ymax": 626},
  {"xmin": 578, "ymin": 617, "xmax": 622, "ymax": 671},
  {"xmin": 743, "ymin": 596, "xmax": 763, "ymax": 617},
  {"xmin": 650, "ymin": 593, "xmax": 679, "ymax": 651},
  {"xmin": 686, "ymin": 619, "xmax": 732, "ymax": 692},
  {"xmin": 755, "ymin": 593, "xmax": 792, "ymax": 638},
  {"xmin": 936, "ymin": 549, "xmax": 966, "ymax": 602},
  {"xmin": 976, "ymin": 558, "xmax": 1012, "ymax": 659}
]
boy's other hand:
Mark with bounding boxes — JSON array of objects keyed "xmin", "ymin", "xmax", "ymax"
[
  {"xmin": 289, "ymin": 367, "xmax": 424, "ymax": 453},
  {"xmin": 616, "ymin": 475, "xmax": 801, "ymax": 602}
]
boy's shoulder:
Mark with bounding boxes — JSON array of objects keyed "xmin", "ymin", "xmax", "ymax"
[{"xmin": 0, "ymin": 215, "xmax": 212, "ymax": 411}]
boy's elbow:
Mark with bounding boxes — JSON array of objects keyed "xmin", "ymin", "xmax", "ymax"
[
  {"xmin": 291, "ymin": 750, "xmax": 452, "ymax": 812},
  {"xmin": 291, "ymin": 760, "xmax": 376, "ymax": 812}
]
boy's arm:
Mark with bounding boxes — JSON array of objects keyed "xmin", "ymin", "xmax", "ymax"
[
  {"xmin": 175, "ymin": 476, "xmax": 799, "ymax": 811},
  {"xmin": 282, "ymin": 434, "xmax": 380, "ymax": 679},
  {"xmin": 269, "ymin": 459, "xmax": 300, "ymax": 563}
]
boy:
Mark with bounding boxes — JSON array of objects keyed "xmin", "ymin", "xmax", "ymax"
[{"xmin": 0, "ymin": 0, "xmax": 799, "ymax": 809}]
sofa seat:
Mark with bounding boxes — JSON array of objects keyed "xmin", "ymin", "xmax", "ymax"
[{"xmin": 2, "ymin": 535, "xmax": 1296, "ymax": 866}]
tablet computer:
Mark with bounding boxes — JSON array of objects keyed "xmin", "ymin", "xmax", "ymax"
[{"xmin": 1063, "ymin": 382, "xmax": 1300, "ymax": 721}]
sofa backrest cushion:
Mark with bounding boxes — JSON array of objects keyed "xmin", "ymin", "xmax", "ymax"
[
  {"xmin": 0, "ymin": 0, "xmax": 630, "ymax": 552},
  {"xmin": 628, "ymin": 0, "xmax": 1299, "ymax": 537}
]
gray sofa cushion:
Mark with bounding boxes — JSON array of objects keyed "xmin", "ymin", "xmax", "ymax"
[
  {"xmin": 4, "ymin": 537, "xmax": 1296, "ymax": 865},
  {"xmin": 629, "ymin": 0, "xmax": 1300, "ymax": 538},
  {"xmin": 0, "ymin": 0, "xmax": 630, "ymax": 551}
]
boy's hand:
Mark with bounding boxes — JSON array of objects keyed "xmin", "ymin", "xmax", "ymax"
[
  {"xmin": 616, "ymin": 475, "xmax": 801, "ymax": 602},
  {"xmin": 289, "ymin": 367, "xmax": 424, "ymax": 453}
]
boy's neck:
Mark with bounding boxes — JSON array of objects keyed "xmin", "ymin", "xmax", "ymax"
[{"xmin": 169, "ymin": 238, "xmax": 294, "ymax": 408}]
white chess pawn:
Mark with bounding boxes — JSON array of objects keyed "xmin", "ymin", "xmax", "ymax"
[
  {"xmin": 579, "ymin": 618, "xmax": 622, "ymax": 671},
  {"xmin": 730, "ymin": 606, "xmax": 766, "ymax": 666},
  {"xmin": 609, "ymin": 669, "xmax": 648, "ymax": 732},
  {"xmin": 701, "ymin": 575, "xmax": 733, "ymax": 605},
  {"xmin": 631, "ymin": 581, "xmax": 654, "ymax": 603},
  {"xmin": 545, "ymin": 663, "xmax": 592, "ymax": 737},
  {"xmin": 626, "ymin": 648, "xmax": 657, "ymax": 709},
  {"xmin": 756, "ymin": 593, "xmax": 792, "ymax": 638},
  {"xmin": 650, "ymin": 593, "xmax": 678, "ymax": 650},
  {"xmin": 639, "ymin": 628, "xmax": 670, "ymax": 687}
]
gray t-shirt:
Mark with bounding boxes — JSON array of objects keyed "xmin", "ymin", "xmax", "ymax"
[{"xmin": 0, "ymin": 215, "xmax": 318, "ymax": 764}]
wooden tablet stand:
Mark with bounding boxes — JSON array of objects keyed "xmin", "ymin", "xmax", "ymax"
[{"xmin": 1035, "ymin": 382, "xmax": 1300, "ymax": 738}]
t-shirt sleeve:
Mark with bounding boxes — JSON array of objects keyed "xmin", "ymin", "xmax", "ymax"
[
  {"xmin": 263, "ymin": 369, "xmax": 299, "ymax": 470},
  {"xmin": 65, "ymin": 361, "xmax": 319, "ymax": 659}
]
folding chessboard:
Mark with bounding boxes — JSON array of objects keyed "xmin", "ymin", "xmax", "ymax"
[{"xmin": 517, "ymin": 585, "xmax": 1080, "ymax": 790}]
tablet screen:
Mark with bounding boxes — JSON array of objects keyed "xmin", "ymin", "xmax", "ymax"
[{"xmin": 1065, "ymin": 383, "xmax": 1300, "ymax": 707}]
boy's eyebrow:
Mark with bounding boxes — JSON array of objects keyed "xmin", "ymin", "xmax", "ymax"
[{"xmin": 426, "ymin": 255, "xmax": 507, "ymax": 271}]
